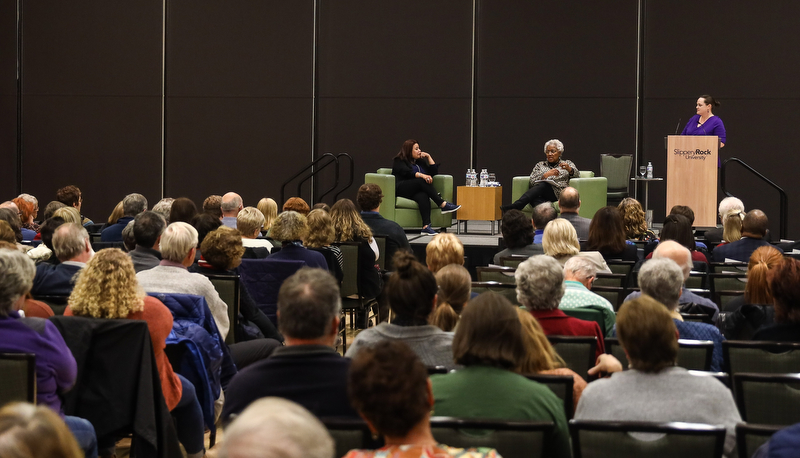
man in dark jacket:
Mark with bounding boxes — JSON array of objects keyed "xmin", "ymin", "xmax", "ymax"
[
  {"xmin": 31, "ymin": 223, "xmax": 93, "ymax": 296},
  {"xmin": 357, "ymin": 183, "xmax": 409, "ymax": 270},
  {"xmin": 129, "ymin": 211, "xmax": 165, "ymax": 273}
]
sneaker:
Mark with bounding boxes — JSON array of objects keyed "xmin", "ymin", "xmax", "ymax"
[
  {"xmin": 420, "ymin": 226, "xmax": 438, "ymax": 236},
  {"xmin": 440, "ymin": 202, "xmax": 461, "ymax": 214}
]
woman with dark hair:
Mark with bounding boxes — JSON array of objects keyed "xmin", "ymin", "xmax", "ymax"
[
  {"xmin": 720, "ymin": 246, "xmax": 782, "ymax": 339},
  {"xmin": 644, "ymin": 214, "xmax": 708, "ymax": 263},
  {"xmin": 345, "ymin": 251, "xmax": 455, "ymax": 369},
  {"xmin": 753, "ymin": 257, "xmax": 800, "ymax": 341},
  {"xmin": 493, "ymin": 209, "xmax": 541, "ymax": 264},
  {"xmin": 430, "ymin": 292, "xmax": 570, "ymax": 458},
  {"xmin": 392, "ymin": 139, "xmax": 460, "ymax": 236},
  {"xmin": 330, "ymin": 199, "xmax": 381, "ymax": 299},
  {"xmin": 583, "ymin": 206, "xmax": 638, "ymax": 261},
  {"xmin": 191, "ymin": 213, "xmax": 222, "ymax": 250},
  {"xmin": 617, "ymin": 197, "xmax": 655, "ymax": 241},
  {"xmin": 345, "ymin": 340, "xmax": 499, "ymax": 458},
  {"xmin": 169, "ymin": 197, "xmax": 198, "ymax": 224},
  {"xmin": 681, "ymin": 95, "xmax": 726, "ymax": 147}
]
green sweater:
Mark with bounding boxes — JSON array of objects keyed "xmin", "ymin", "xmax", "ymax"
[{"xmin": 431, "ymin": 366, "xmax": 571, "ymax": 458}]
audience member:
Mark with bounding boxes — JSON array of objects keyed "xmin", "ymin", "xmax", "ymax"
[
  {"xmin": 29, "ymin": 216, "xmax": 66, "ymax": 265},
  {"xmin": 129, "ymin": 211, "xmax": 165, "ymax": 273},
  {"xmin": 532, "ymin": 202, "xmax": 557, "ymax": 244},
  {"xmin": 121, "ymin": 220, "xmax": 136, "ymax": 251},
  {"xmin": 53, "ymin": 206, "xmax": 82, "ymax": 225},
  {"xmin": 31, "ymin": 223, "xmax": 93, "ymax": 297},
  {"xmin": 237, "ymin": 206, "xmax": 273, "ymax": 257},
  {"xmin": 222, "ymin": 268, "xmax": 356, "ymax": 423},
  {"xmin": 753, "ymin": 257, "xmax": 800, "ymax": 341},
  {"xmin": 542, "ymin": 218, "xmax": 610, "ymax": 272},
  {"xmin": 348, "ymin": 340, "xmax": 500, "ymax": 458},
  {"xmin": 16, "ymin": 194, "xmax": 40, "ymax": 230},
  {"xmin": 332, "ymin": 199, "xmax": 382, "ymax": 299},
  {"xmin": 66, "ymin": 249, "xmax": 204, "ymax": 458},
  {"xmin": 312, "ymin": 202, "xmax": 330, "ymax": 212},
  {"xmin": 583, "ymin": 206, "xmax": 638, "ymax": 261},
  {"xmin": 0, "ymin": 208, "xmax": 24, "ymax": 244},
  {"xmin": 191, "ymin": 213, "xmax": 222, "ymax": 251},
  {"xmin": 713, "ymin": 209, "xmax": 781, "ymax": 262},
  {"xmin": 0, "ymin": 248, "xmax": 97, "ymax": 457},
  {"xmin": 719, "ymin": 245, "xmax": 781, "ymax": 339},
  {"xmin": 304, "ymin": 209, "xmax": 344, "ymax": 282},
  {"xmin": 0, "ymin": 402, "xmax": 84, "ymax": 458},
  {"xmin": 346, "ymin": 251, "xmax": 455, "ymax": 369},
  {"xmin": 220, "ymin": 398, "xmax": 334, "ymax": 458},
  {"xmin": 516, "ymin": 255, "xmax": 605, "ymax": 357},
  {"xmin": 494, "ymin": 209, "xmax": 541, "ymax": 264},
  {"xmin": 644, "ymin": 214, "xmax": 708, "ymax": 262},
  {"xmin": 169, "ymin": 197, "xmax": 198, "ymax": 224},
  {"xmin": 106, "ymin": 201, "xmax": 124, "ymax": 225},
  {"xmin": 430, "ymin": 293, "xmax": 570, "ymax": 458},
  {"xmin": 557, "ymin": 187, "xmax": 590, "ymax": 240},
  {"xmin": 0, "ymin": 221, "xmax": 15, "ymax": 245},
  {"xmin": 618, "ymin": 197, "xmax": 656, "ymax": 241},
  {"xmin": 719, "ymin": 207, "xmax": 745, "ymax": 245},
  {"xmin": 559, "ymin": 256, "xmax": 615, "ymax": 335},
  {"xmin": 56, "ymin": 185, "xmax": 92, "ymax": 226},
  {"xmin": 668, "ymin": 205, "xmax": 709, "ymax": 250},
  {"xmin": 575, "ymin": 295, "xmax": 740, "ymax": 458},
  {"xmin": 705, "ymin": 196, "xmax": 745, "ymax": 244},
  {"xmin": 752, "ymin": 421, "xmax": 800, "ymax": 458},
  {"xmin": 257, "ymin": 198, "xmax": 278, "ymax": 234},
  {"xmin": 426, "ymin": 233, "xmax": 464, "ymax": 273},
  {"xmin": 267, "ymin": 211, "xmax": 328, "ymax": 269},
  {"xmin": 101, "ymin": 193, "xmax": 147, "ymax": 242},
  {"xmin": 43, "ymin": 200, "xmax": 67, "ymax": 221},
  {"xmin": 202, "ymin": 195, "xmax": 223, "ymax": 220},
  {"xmin": 636, "ymin": 257, "xmax": 725, "ymax": 371},
  {"xmin": 221, "ymin": 192, "xmax": 244, "ymax": 228},
  {"xmin": 283, "ymin": 197, "xmax": 310, "ymax": 215},
  {"xmin": 13, "ymin": 196, "xmax": 39, "ymax": 235},
  {"xmin": 151, "ymin": 197, "xmax": 175, "ymax": 224},
  {"xmin": 357, "ymin": 183, "xmax": 409, "ymax": 270},
  {"xmin": 429, "ymin": 264, "xmax": 471, "ymax": 332}
]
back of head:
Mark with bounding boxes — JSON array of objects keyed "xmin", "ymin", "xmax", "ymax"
[
  {"xmin": 516, "ymin": 307, "xmax": 564, "ymax": 373},
  {"xmin": 669, "ymin": 205, "xmax": 695, "ymax": 225},
  {"xmin": 563, "ymin": 255, "xmax": 597, "ymax": 282},
  {"xmin": 387, "ymin": 251, "xmax": 437, "ymax": 323},
  {"xmin": 500, "ymin": 209, "xmax": 534, "ymax": 249},
  {"xmin": 586, "ymin": 206, "xmax": 626, "ymax": 253},
  {"xmin": 742, "ymin": 209, "xmax": 769, "ymax": 238},
  {"xmin": 282, "ymin": 197, "xmax": 310, "ymax": 216},
  {"xmin": 269, "ymin": 211, "xmax": 308, "ymax": 242},
  {"xmin": 203, "ymin": 195, "xmax": 223, "ymax": 219},
  {"xmin": 237, "ymin": 206, "xmax": 265, "ymax": 237},
  {"xmin": 357, "ymin": 183, "xmax": 383, "ymax": 212},
  {"xmin": 0, "ymin": 248, "xmax": 36, "ymax": 316},
  {"xmin": 718, "ymin": 196, "xmax": 744, "ymax": 221},
  {"xmin": 56, "ymin": 185, "xmax": 81, "ymax": 207},
  {"xmin": 122, "ymin": 221, "xmax": 136, "ymax": 251},
  {"xmin": 169, "ymin": 197, "xmax": 197, "ymax": 224},
  {"xmin": 12, "ymin": 198, "xmax": 35, "ymax": 223},
  {"xmin": 722, "ymin": 208, "xmax": 744, "ymax": 243},
  {"xmin": 515, "ymin": 255, "xmax": 565, "ymax": 310},
  {"xmin": 454, "ymin": 292, "xmax": 525, "ymax": 369},
  {"xmin": 133, "ymin": 211, "xmax": 166, "ymax": 249},
  {"xmin": 43, "ymin": 201, "xmax": 67, "ymax": 221},
  {"xmin": 532, "ymin": 202, "xmax": 557, "ymax": 229},
  {"xmin": 257, "ymin": 198, "xmax": 278, "ymax": 229},
  {"xmin": 52, "ymin": 223, "xmax": 89, "ymax": 262},
  {"xmin": 278, "ymin": 267, "xmax": 341, "ymax": 340},
  {"xmin": 0, "ymin": 208, "xmax": 22, "ymax": 243},
  {"xmin": 304, "ymin": 209, "xmax": 335, "ymax": 248},
  {"xmin": 0, "ymin": 221, "xmax": 15, "ymax": 244},
  {"xmin": 220, "ymin": 398, "xmax": 334, "ymax": 458},
  {"xmin": 542, "ymin": 218, "xmax": 580, "ymax": 257},
  {"xmin": 637, "ymin": 257, "xmax": 683, "ymax": 311},
  {"xmin": 429, "ymin": 264, "xmax": 471, "ymax": 332},
  {"xmin": 558, "ymin": 187, "xmax": 580, "ymax": 211},
  {"xmin": 40, "ymin": 217, "xmax": 66, "ymax": 251},
  {"xmin": 201, "ymin": 227, "xmax": 245, "ymax": 271},
  {"xmin": 122, "ymin": 193, "xmax": 148, "ymax": 217},
  {"xmin": 159, "ymin": 222, "xmax": 198, "ymax": 263},
  {"xmin": 151, "ymin": 198, "xmax": 174, "ymax": 223},
  {"xmin": 191, "ymin": 213, "xmax": 223, "ymax": 248},
  {"xmin": 617, "ymin": 296, "xmax": 678, "ymax": 373},
  {"xmin": 618, "ymin": 197, "xmax": 647, "ymax": 238},
  {"xmin": 768, "ymin": 258, "xmax": 800, "ymax": 324},
  {"xmin": 107, "ymin": 201, "xmax": 124, "ymax": 224},
  {"xmin": 330, "ymin": 199, "xmax": 371, "ymax": 243},
  {"xmin": 348, "ymin": 340, "xmax": 429, "ymax": 439},
  {"xmin": 69, "ymin": 248, "xmax": 143, "ymax": 319},
  {"xmin": 312, "ymin": 202, "xmax": 330, "ymax": 212},
  {"xmin": 52, "ymin": 207, "xmax": 81, "ymax": 225},
  {"xmin": 221, "ymin": 192, "xmax": 244, "ymax": 215},
  {"xmin": 659, "ymin": 214, "xmax": 695, "ymax": 250},
  {"xmin": 745, "ymin": 245, "xmax": 784, "ymax": 305},
  {"xmin": 0, "ymin": 402, "xmax": 83, "ymax": 458},
  {"xmin": 425, "ymin": 233, "xmax": 464, "ymax": 272},
  {"xmin": 652, "ymin": 240, "xmax": 692, "ymax": 279}
]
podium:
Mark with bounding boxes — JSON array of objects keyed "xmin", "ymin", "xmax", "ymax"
[{"xmin": 665, "ymin": 135, "xmax": 719, "ymax": 227}]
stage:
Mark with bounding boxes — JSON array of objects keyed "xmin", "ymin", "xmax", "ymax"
[{"xmin": 407, "ymin": 221, "xmax": 504, "ymax": 280}]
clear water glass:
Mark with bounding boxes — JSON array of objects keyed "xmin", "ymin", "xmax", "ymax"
[
  {"xmin": 488, "ymin": 173, "xmax": 496, "ymax": 183},
  {"xmin": 639, "ymin": 165, "xmax": 647, "ymax": 178}
]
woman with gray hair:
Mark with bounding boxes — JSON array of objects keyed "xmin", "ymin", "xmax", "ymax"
[
  {"xmin": 516, "ymin": 255, "xmax": 605, "ymax": 358},
  {"xmin": 266, "ymin": 211, "xmax": 328, "ymax": 270},
  {"xmin": 502, "ymin": 139, "xmax": 580, "ymax": 212}
]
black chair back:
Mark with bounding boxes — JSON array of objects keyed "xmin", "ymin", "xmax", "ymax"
[
  {"xmin": 470, "ymin": 281, "xmax": 519, "ymax": 305},
  {"xmin": 430, "ymin": 417, "xmax": 553, "ymax": 458},
  {"xmin": 31, "ymin": 294, "xmax": 69, "ymax": 315},
  {"xmin": 677, "ymin": 339, "xmax": 714, "ymax": 371},
  {"xmin": 476, "ymin": 266, "xmax": 516, "ymax": 284},
  {"xmin": 0, "ymin": 353, "xmax": 36, "ymax": 406},
  {"xmin": 734, "ymin": 373, "xmax": 800, "ymax": 426},
  {"xmin": 736, "ymin": 423, "xmax": 781, "ymax": 458},
  {"xmin": 524, "ymin": 373, "xmax": 575, "ymax": 419},
  {"xmin": 723, "ymin": 340, "xmax": 800, "ymax": 376},
  {"xmin": 547, "ymin": 336, "xmax": 597, "ymax": 381},
  {"xmin": 204, "ymin": 273, "xmax": 241, "ymax": 345}
]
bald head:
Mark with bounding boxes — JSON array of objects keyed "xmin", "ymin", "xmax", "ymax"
[
  {"xmin": 558, "ymin": 187, "xmax": 580, "ymax": 212},
  {"xmin": 652, "ymin": 240, "xmax": 692, "ymax": 280},
  {"xmin": 742, "ymin": 209, "xmax": 768, "ymax": 238},
  {"xmin": 221, "ymin": 192, "xmax": 243, "ymax": 217},
  {"xmin": 0, "ymin": 202, "xmax": 18, "ymax": 213}
]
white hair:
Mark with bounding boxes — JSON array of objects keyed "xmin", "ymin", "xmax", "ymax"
[
  {"xmin": 159, "ymin": 222, "xmax": 198, "ymax": 263},
  {"xmin": 0, "ymin": 248, "xmax": 36, "ymax": 313},
  {"xmin": 564, "ymin": 255, "xmax": 596, "ymax": 281},
  {"xmin": 638, "ymin": 258, "xmax": 683, "ymax": 311},
  {"xmin": 516, "ymin": 255, "xmax": 565, "ymax": 310},
  {"xmin": 718, "ymin": 197, "xmax": 744, "ymax": 223},
  {"xmin": 544, "ymin": 139, "xmax": 564, "ymax": 153}
]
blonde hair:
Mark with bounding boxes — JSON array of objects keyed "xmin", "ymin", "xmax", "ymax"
[
  {"xmin": 270, "ymin": 211, "xmax": 308, "ymax": 242},
  {"xmin": 107, "ymin": 200, "xmax": 124, "ymax": 224},
  {"xmin": 618, "ymin": 197, "xmax": 648, "ymax": 239},
  {"xmin": 257, "ymin": 198, "xmax": 278, "ymax": 231},
  {"xmin": 429, "ymin": 264, "xmax": 471, "ymax": 332},
  {"xmin": 237, "ymin": 207, "xmax": 265, "ymax": 237},
  {"xmin": 330, "ymin": 199, "xmax": 372, "ymax": 243},
  {"xmin": 0, "ymin": 403, "xmax": 83, "ymax": 458},
  {"xmin": 722, "ymin": 208, "xmax": 744, "ymax": 243},
  {"xmin": 304, "ymin": 209, "xmax": 335, "ymax": 249},
  {"xmin": 425, "ymin": 233, "xmax": 464, "ymax": 273},
  {"xmin": 516, "ymin": 308, "xmax": 565, "ymax": 373},
  {"xmin": 542, "ymin": 219, "xmax": 580, "ymax": 257},
  {"xmin": 52, "ymin": 207, "xmax": 81, "ymax": 225},
  {"xmin": 69, "ymin": 248, "xmax": 145, "ymax": 319}
]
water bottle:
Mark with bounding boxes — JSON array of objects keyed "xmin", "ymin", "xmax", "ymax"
[
  {"xmin": 466, "ymin": 169, "xmax": 471, "ymax": 187},
  {"xmin": 646, "ymin": 161, "xmax": 653, "ymax": 179},
  {"xmin": 470, "ymin": 169, "xmax": 477, "ymax": 186}
]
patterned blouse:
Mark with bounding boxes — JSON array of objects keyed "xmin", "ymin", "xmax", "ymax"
[
  {"xmin": 343, "ymin": 445, "xmax": 501, "ymax": 458},
  {"xmin": 529, "ymin": 160, "xmax": 579, "ymax": 198}
]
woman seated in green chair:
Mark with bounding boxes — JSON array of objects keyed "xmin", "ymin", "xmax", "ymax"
[{"xmin": 502, "ymin": 139, "xmax": 579, "ymax": 212}]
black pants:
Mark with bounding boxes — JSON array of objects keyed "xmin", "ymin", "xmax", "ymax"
[
  {"xmin": 228, "ymin": 338, "xmax": 281, "ymax": 370},
  {"xmin": 396, "ymin": 178, "xmax": 445, "ymax": 226},
  {"xmin": 509, "ymin": 182, "xmax": 557, "ymax": 210}
]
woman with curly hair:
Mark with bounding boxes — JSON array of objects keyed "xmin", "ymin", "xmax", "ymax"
[
  {"xmin": 331, "ymin": 199, "xmax": 381, "ymax": 299},
  {"xmin": 618, "ymin": 197, "xmax": 655, "ymax": 241},
  {"xmin": 267, "ymin": 211, "xmax": 328, "ymax": 269},
  {"xmin": 304, "ymin": 209, "xmax": 344, "ymax": 282},
  {"xmin": 66, "ymin": 249, "xmax": 205, "ymax": 458}
]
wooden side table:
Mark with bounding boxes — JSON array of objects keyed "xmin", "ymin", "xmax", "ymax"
[{"xmin": 456, "ymin": 186, "xmax": 502, "ymax": 235}]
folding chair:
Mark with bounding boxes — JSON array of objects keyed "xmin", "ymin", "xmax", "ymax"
[
  {"xmin": 431, "ymin": 417, "xmax": 554, "ymax": 458},
  {"xmin": 547, "ymin": 336, "xmax": 597, "ymax": 381},
  {"xmin": 470, "ymin": 281, "xmax": 519, "ymax": 305},
  {"xmin": 723, "ymin": 340, "xmax": 800, "ymax": 377},
  {"xmin": 476, "ymin": 266, "xmax": 516, "ymax": 285},
  {"xmin": 0, "ymin": 353, "xmax": 36, "ymax": 406},
  {"xmin": 203, "ymin": 273, "xmax": 241, "ymax": 345},
  {"xmin": 736, "ymin": 423, "xmax": 781, "ymax": 458},
  {"xmin": 734, "ymin": 373, "xmax": 800, "ymax": 426},
  {"xmin": 525, "ymin": 373, "xmax": 575, "ymax": 419}
]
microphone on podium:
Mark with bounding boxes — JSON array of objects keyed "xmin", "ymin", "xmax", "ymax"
[{"xmin": 674, "ymin": 118, "xmax": 682, "ymax": 135}]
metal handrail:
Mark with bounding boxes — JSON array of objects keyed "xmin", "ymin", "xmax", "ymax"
[
  {"xmin": 720, "ymin": 157, "xmax": 788, "ymax": 239},
  {"xmin": 280, "ymin": 152, "xmax": 356, "ymax": 206},
  {"xmin": 332, "ymin": 153, "xmax": 354, "ymax": 201},
  {"xmin": 280, "ymin": 153, "xmax": 337, "ymax": 206}
]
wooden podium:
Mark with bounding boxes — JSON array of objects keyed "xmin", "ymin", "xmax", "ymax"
[{"xmin": 665, "ymin": 135, "xmax": 719, "ymax": 227}]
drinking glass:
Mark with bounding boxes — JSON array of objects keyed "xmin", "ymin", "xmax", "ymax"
[
  {"xmin": 639, "ymin": 165, "xmax": 647, "ymax": 178},
  {"xmin": 488, "ymin": 173, "xmax": 496, "ymax": 183}
]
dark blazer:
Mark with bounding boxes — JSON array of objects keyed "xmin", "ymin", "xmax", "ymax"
[
  {"xmin": 361, "ymin": 211, "xmax": 409, "ymax": 270},
  {"xmin": 559, "ymin": 212, "xmax": 591, "ymax": 241},
  {"xmin": 268, "ymin": 243, "xmax": 328, "ymax": 270},
  {"xmin": 704, "ymin": 227, "xmax": 724, "ymax": 244},
  {"xmin": 712, "ymin": 237, "xmax": 780, "ymax": 262},
  {"xmin": 391, "ymin": 157, "xmax": 439, "ymax": 183},
  {"xmin": 100, "ymin": 216, "xmax": 134, "ymax": 242},
  {"xmin": 31, "ymin": 263, "xmax": 83, "ymax": 297}
]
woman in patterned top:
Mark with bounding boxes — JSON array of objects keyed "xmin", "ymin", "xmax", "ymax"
[
  {"xmin": 502, "ymin": 139, "xmax": 579, "ymax": 212},
  {"xmin": 345, "ymin": 340, "xmax": 499, "ymax": 458}
]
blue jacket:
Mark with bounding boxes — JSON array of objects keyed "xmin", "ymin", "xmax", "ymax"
[{"xmin": 239, "ymin": 258, "xmax": 306, "ymax": 324}]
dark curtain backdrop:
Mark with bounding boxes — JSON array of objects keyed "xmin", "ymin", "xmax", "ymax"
[{"xmin": 0, "ymin": 0, "xmax": 17, "ymax": 199}]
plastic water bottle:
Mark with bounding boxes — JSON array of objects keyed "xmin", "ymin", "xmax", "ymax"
[
  {"xmin": 646, "ymin": 162, "xmax": 653, "ymax": 179},
  {"xmin": 480, "ymin": 169, "xmax": 488, "ymax": 187},
  {"xmin": 466, "ymin": 169, "xmax": 471, "ymax": 186},
  {"xmin": 470, "ymin": 169, "xmax": 477, "ymax": 186}
]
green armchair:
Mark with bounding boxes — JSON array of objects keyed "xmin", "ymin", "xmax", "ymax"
[
  {"xmin": 511, "ymin": 171, "xmax": 607, "ymax": 219},
  {"xmin": 364, "ymin": 168, "xmax": 454, "ymax": 229}
]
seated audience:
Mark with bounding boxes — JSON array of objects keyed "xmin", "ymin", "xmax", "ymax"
[
  {"xmin": 221, "ymin": 192, "xmax": 244, "ymax": 228},
  {"xmin": 0, "ymin": 402, "xmax": 85, "ymax": 458},
  {"xmin": 220, "ymin": 398, "xmax": 334, "ymax": 458},
  {"xmin": 426, "ymin": 232, "xmax": 465, "ymax": 273},
  {"xmin": 169, "ymin": 197, "xmax": 198, "ymax": 224},
  {"xmin": 718, "ymin": 207, "xmax": 745, "ymax": 246},
  {"xmin": 151, "ymin": 197, "xmax": 174, "ymax": 223},
  {"xmin": 12, "ymin": 197, "xmax": 38, "ymax": 240},
  {"xmin": 532, "ymin": 202, "xmax": 557, "ymax": 244},
  {"xmin": 357, "ymin": 183, "xmax": 409, "ymax": 270},
  {"xmin": 282, "ymin": 197, "xmax": 310, "ymax": 216},
  {"xmin": 304, "ymin": 209, "xmax": 343, "ymax": 282},
  {"xmin": 346, "ymin": 252, "xmax": 455, "ymax": 369},
  {"xmin": 202, "ymin": 195, "xmax": 222, "ymax": 220},
  {"xmin": 493, "ymin": 209, "xmax": 542, "ymax": 264},
  {"xmin": 430, "ymin": 293, "xmax": 570, "ymax": 458},
  {"xmin": 256, "ymin": 197, "xmax": 278, "ymax": 235},
  {"xmin": 429, "ymin": 264, "xmax": 471, "ymax": 332},
  {"xmin": 559, "ymin": 256, "xmax": 615, "ymax": 335},
  {"xmin": 53, "ymin": 207, "xmax": 82, "ymax": 225},
  {"xmin": 348, "ymin": 340, "xmax": 501, "ymax": 458},
  {"xmin": 557, "ymin": 187, "xmax": 591, "ymax": 240},
  {"xmin": 516, "ymin": 255, "xmax": 605, "ymax": 358},
  {"xmin": 713, "ymin": 209, "xmax": 782, "ymax": 262},
  {"xmin": 618, "ymin": 197, "xmax": 655, "ymax": 241},
  {"xmin": 0, "ymin": 248, "xmax": 97, "ymax": 457},
  {"xmin": 669, "ymin": 205, "xmax": 708, "ymax": 248},
  {"xmin": 56, "ymin": 185, "xmax": 92, "ymax": 226},
  {"xmin": 705, "ymin": 196, "xmax": 745, "ymax": 244},
  {"xmin": 106, "ymin": 201, "xmax": 124, "ymax": 226},
  {"xmin": 267, "ymin": 211, "xmax": 327, "ymax": 270},
  {"xmin": 65, "ymin": 249, "xmax": 204, "ymax": 458},
  {"xmin": 191, "ymin": 213, "xmax": 222, "ymax": 253},
  {"xmin": 237, "ymin": 206, "xmax": 273, "ymax": 257},
  {"xmin": 636, "ymin": 257, "xmax": 725, "ymax": 371},
  {"xmin": 753, "ymin": 257, "xmax": 800, "ymax": 341},
  {"xmin": 31, "ymin": 223, "xmax": 93, "ymax": 297},
  {"xmin": 128, "ymin": 211, "xmax": 165, "ymax": 273},
  {"xmin": 331, "ymin": 199, "xmax": 381, "ymax": 299},
  {"xmin": 0, "ymin": 208, "xmax": 25, "ymax": 246},
  {"xmin": 583, "ymin": 206, "xmax": 638, "ymax": 261},
  {"xmin": 542, "ymin": 218, "xmax": 609, "ymax": 273},
  {"xmin": 222, "ymin": 268, "xmax": 356, "ymax": 423},
  {"xmin": 644, "ymin": 214, "xmax": 708, "ymax": 262},
  {"xmin": 575, "ymin": 295, "xmax": 741, "ymax": 458},
  {"xmin": 101, "ymin": 193, "xmax": 147, "ymax": 242},
  {"xmin": 719, "ymin": 246, "xmax": 781, "ymax": 339},
  {"xmin": 27, "ymin": 216, "xmax": 66, "ymax": 265},
  {"xmin": 43, "ymin": 200, "xmax": 68, "ymax": 221}
]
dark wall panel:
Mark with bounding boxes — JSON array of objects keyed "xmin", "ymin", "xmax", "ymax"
[
  {"xmin": 165, "ymin": 0, "xmax": 314, "ymax": 207},
  {"xmin": 0, "ymin": 0, "xmax": 17, "ymax": 199},
  {"xmin": 21, "ymin": 1, "xmax": 163, "ymax": 220},
  {"xmin": 316, "ymin": 0, "xmax": 473, "ymax": 206}
]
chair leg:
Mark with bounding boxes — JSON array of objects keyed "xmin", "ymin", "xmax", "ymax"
[{"xmin": 209, "ymin": 430, "xmax": 216, "ymax": 448}]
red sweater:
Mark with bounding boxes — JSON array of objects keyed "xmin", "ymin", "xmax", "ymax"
[{"xmin": 530, "ymin": 308, "xmax": 605, "ymax": 359}]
